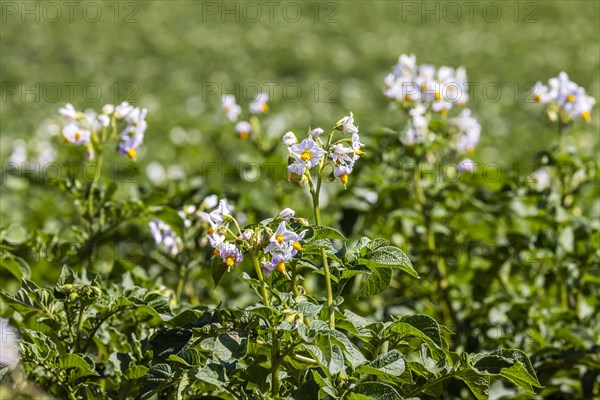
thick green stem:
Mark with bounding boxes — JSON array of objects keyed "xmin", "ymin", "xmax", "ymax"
[
  {"xmin": 414, "ymin": 163, "xmax": 461, "ymax": 332},
  {"xmin": 75, "ymin": 302, "xmax": 86, "ymax": 352},
  {"xmin": 251, "ymin": 252, "xmax": 270, "ymax": 307},
  {"xmin": 87, "ymin": 149, "xmax": 103, "ymax": 220},
  {"xmin": 555, "ymin": 120, "xmax": 572, "ymax": 311},
  {"xmin": 271, "ymin": 330, "xmax": 280, "ymax": 396},
  {"xmin": 290, "ymin": 262, "xmax": 300, "ymax": 297},
  {"xmin": 308, "ymin": 174, "xmax": 335, "ymax": 329}
]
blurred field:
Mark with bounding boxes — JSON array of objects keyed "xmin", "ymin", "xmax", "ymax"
[{"xmin": 1, "ymin": 0, "xmax": 599, "ymax": 228}]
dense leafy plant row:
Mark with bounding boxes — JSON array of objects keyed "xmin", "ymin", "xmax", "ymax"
[{"xmin": 1, "ymin": 56, "xmax": 597, "ymax": 399}]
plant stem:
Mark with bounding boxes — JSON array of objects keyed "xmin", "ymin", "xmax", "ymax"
[
  {"xmin": 251, "ymin": 252, "xmax": 270, "ymax": 307},
  {"xmin": 405, "ymin": 369, "xmax": 467, "ymax": 398},
  {"xmin": 414, "ymin": 162, "xmax": 461, "ymax": 332},
  {"xmin": 307, "ymin": 172, "xmax": 335, "ymax": 329},
  {"xmin": 290, "ymin": 262, "xmax": 300, "ymax": 297},
  {"xmin": 75, "ymin": 301, "xmax": 86, "ymax": 352},
  {"xmin": 555, "ymin": 120, "xmax": 571, "ymax": 311},
  {"xmin": 271, "ymin": 330, "xmax": 280, "ymax": 396},
  {"xmin": 292, "ymin": 354, "xmax": 318, "ymax": 364},
  {"xmin": 175, "ymin": 264, "xmax": 186, "ymax": 302}
]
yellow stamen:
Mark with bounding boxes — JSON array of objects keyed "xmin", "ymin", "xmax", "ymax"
[
  {"xmin": 340, "ymin": 174, "xmax": 349, "ymax": 185},
  {"xmin": 240, "ymin": 131, "xmax": 250, "ymax": 140},
  {"xmin": 293, "ymin": 241, "xmax": 302, "ymax": 252},
  {"xmin": 276, "ymin": 262, "xmax": 286, "ymax": 273},
  {"xmin": 404, "ymin": 93, "xmax": 411, "ymax": 102},
  {"xmin": 467, "ymin": 147, "xmax": 474, "ymax": 156},
  {"xmin": 435, "ymin": 92, "xmax": 441, "ymax": 101},
  {"xmin": 439, "ymin": 109, "xmax": 448, "ymax": 116},
  {"xmin": 567, "ymin": 94, "xmax": 575, "ymax": 103},
  {"xmin": 290, "ymin": 172, "xmax": 298, "ymax": 182},
  {"xmin": 355, "ymin": 149, "xmax": 364, "ymax": 156},
  {"xmin": 226, "ymin": 257, "xmax": 235, "ymax": 267},
  {"xmin": 214, "ymin": 249, "xmax": 220, "ymax": 257},
  {"xmin": 301, "ymin": 150, "xmax": 312, "ymax": 161},
  {"xmin": 75, "ymin": 132, "xmax": 81, "ymax": 140},
  {"xmin": 582, "ymin": 111, "xmax": 591, "ymax": 121},
  {"xmin": 261, "ymin": 103, "xmax": 269, "ymax": 112},
  {"xmin": 533, "ymin": 93, "xmax": 541, "ymax": 102},
  {"xmin": 421, "ymin": 83, "xmax": 427, "ymax": 91},
  {"xmin": 127, "ymin": 148, "xmax": 136, "ymax": 159},
  {"xmin": 276, "ymin": 234, "xmax": 284, "ymax": 244},
  {"xmin": 207, "ymin": 227, "xmax": 214, "ymax": 235}
]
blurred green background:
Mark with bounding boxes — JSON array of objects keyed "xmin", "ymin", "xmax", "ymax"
[{"xmin": 1, "ymin": 0, "xmax": 599, "ymax": 228}]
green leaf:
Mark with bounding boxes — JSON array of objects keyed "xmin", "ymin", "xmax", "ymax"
[
  {"xmin": 472, "ymin": 349, "xmax": 541, "ymax": 394},
  {"xmin": 195, "ymin": 363, "xmax": 227, "ymax": 388},
  {"xmin": 390, "ymin": 315, "xmax": 445, "ymax": 359},
  {"xmin": 211, "ymin": 257, "xmax": 228, "ymax": 288},
  {"xmin": 149, "ymin": 328, "xmax": 192, "ymax": 360},
  {"xmin": 329, "ymin": 330, "xmax": 367, "ymax": 368},
  {"xmin": 306, "ymin": 226, "xmax": 348, "ymax": 242},
  {"xmin": 500, "ymin": 361, "xmax": 543, "ymax": 393},
  {"xmin": 304, "ymin": 336, "xmax": 345, "ymax": 377},
  {"xmin": 366, "ymin": 239, "xmax": 390, "ymax": 251},
  {"xmin": 358, "ymin": 246, "xmax": 418, "ymax": 278},
  {"xmin": 59, "ymin": 353, "xmax": 94, "ymax": 370},
  {"xmin": 124, "ymin": 365, "xmax": 149, "ymax": 380},
  {"xmin": 138, "ymin": 364, "xmax": 175, "ymax": 399},
  {"xmin": 456, "ymin": 370, "xmax": 490, "ymax": 400},
  {"xmin": 347, "ymin": 381, "xmax": 402, "ymax": 400},
  {"xmin": 0, "ymin": 256, "xmax": 31, "ymax": 280},
  {"xmin": 360, "ymin": 266, "xmax": 392, "ymax": 297},
  {"xmin": 208, "ymin": 332, "xmax": 248, "ymax": 361},
  {"xmin": 357, "ymin": 350, "xmax": 405, "ymax": 378}
]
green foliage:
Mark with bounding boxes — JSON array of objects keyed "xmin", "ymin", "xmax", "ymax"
[{"xmin": 1, "ymin": 3, "xmax": 598, "ymax": 398}]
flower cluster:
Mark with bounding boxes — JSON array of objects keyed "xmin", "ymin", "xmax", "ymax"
[
  {"xmin": 221, "ymin": 93, "xmax": 269, "ymax": 140},
  {"xmin": 450, "ymin": 109, "xmax": 481, "ymax": 155},
  {"xmin": 202, "ymin": 198, "xmax": 244, "ymax": 268},
  {"xmin": 113, "ymin": 102, "xmax": 148, "ymax": 159},
  {"xmin": 149, "ymin": 219, "xmax": 183, "ymax": 256},
  {"xmin": 383, "ymin": 55, "xmax": 481, "ymax": 164},
  {"xmin": 59, "ymin": 101, "xmax": 148, "ymax": 160},
  {"xmin": 262, "ymin": 217, "xmax": 306, "ymax": 275},
  {"xmin": 383, "ymin": 54, "xmax": 469, "ymax": 114},
  {"xmin": 532, "ymin": 72, "xmax": 595, "ymax": 123},
  {"xmin": 283, "ymin": 113, "xmax": 364, "ymax": 186}
]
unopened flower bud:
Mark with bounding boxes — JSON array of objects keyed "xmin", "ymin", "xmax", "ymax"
[
  {"xmin": 278, "ymin": 208, "xmax": 295, "ymax": 221},
  {"xmin": 282, "ymin": 131, "xmax": 297, "ymax": 146},
  {"xmin": 310, "ymin": 128, "xmax": 324, "ymax": 138}
]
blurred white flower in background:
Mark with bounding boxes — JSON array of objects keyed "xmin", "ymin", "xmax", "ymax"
[
  {"xmin": 221, "ymin": 94, "xmax": 241, "ymax": 121},
  {"xmin": 533, "ymin": 72, "xmax": 595, "ymax": 122},
  {"xmin": 249, "ymin": 92, "xmax": 269, "ymax": 114},
  {"xmin": 0, "ymin": 318, "xmax": 19, "ymax": 368},
  {"xmin": 450, "ymin": 109, "xmax": 481, "ymax": 155},
  {"xmin": 235, "ymin": 120, "xmax": 253, "ymax": 139}
]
